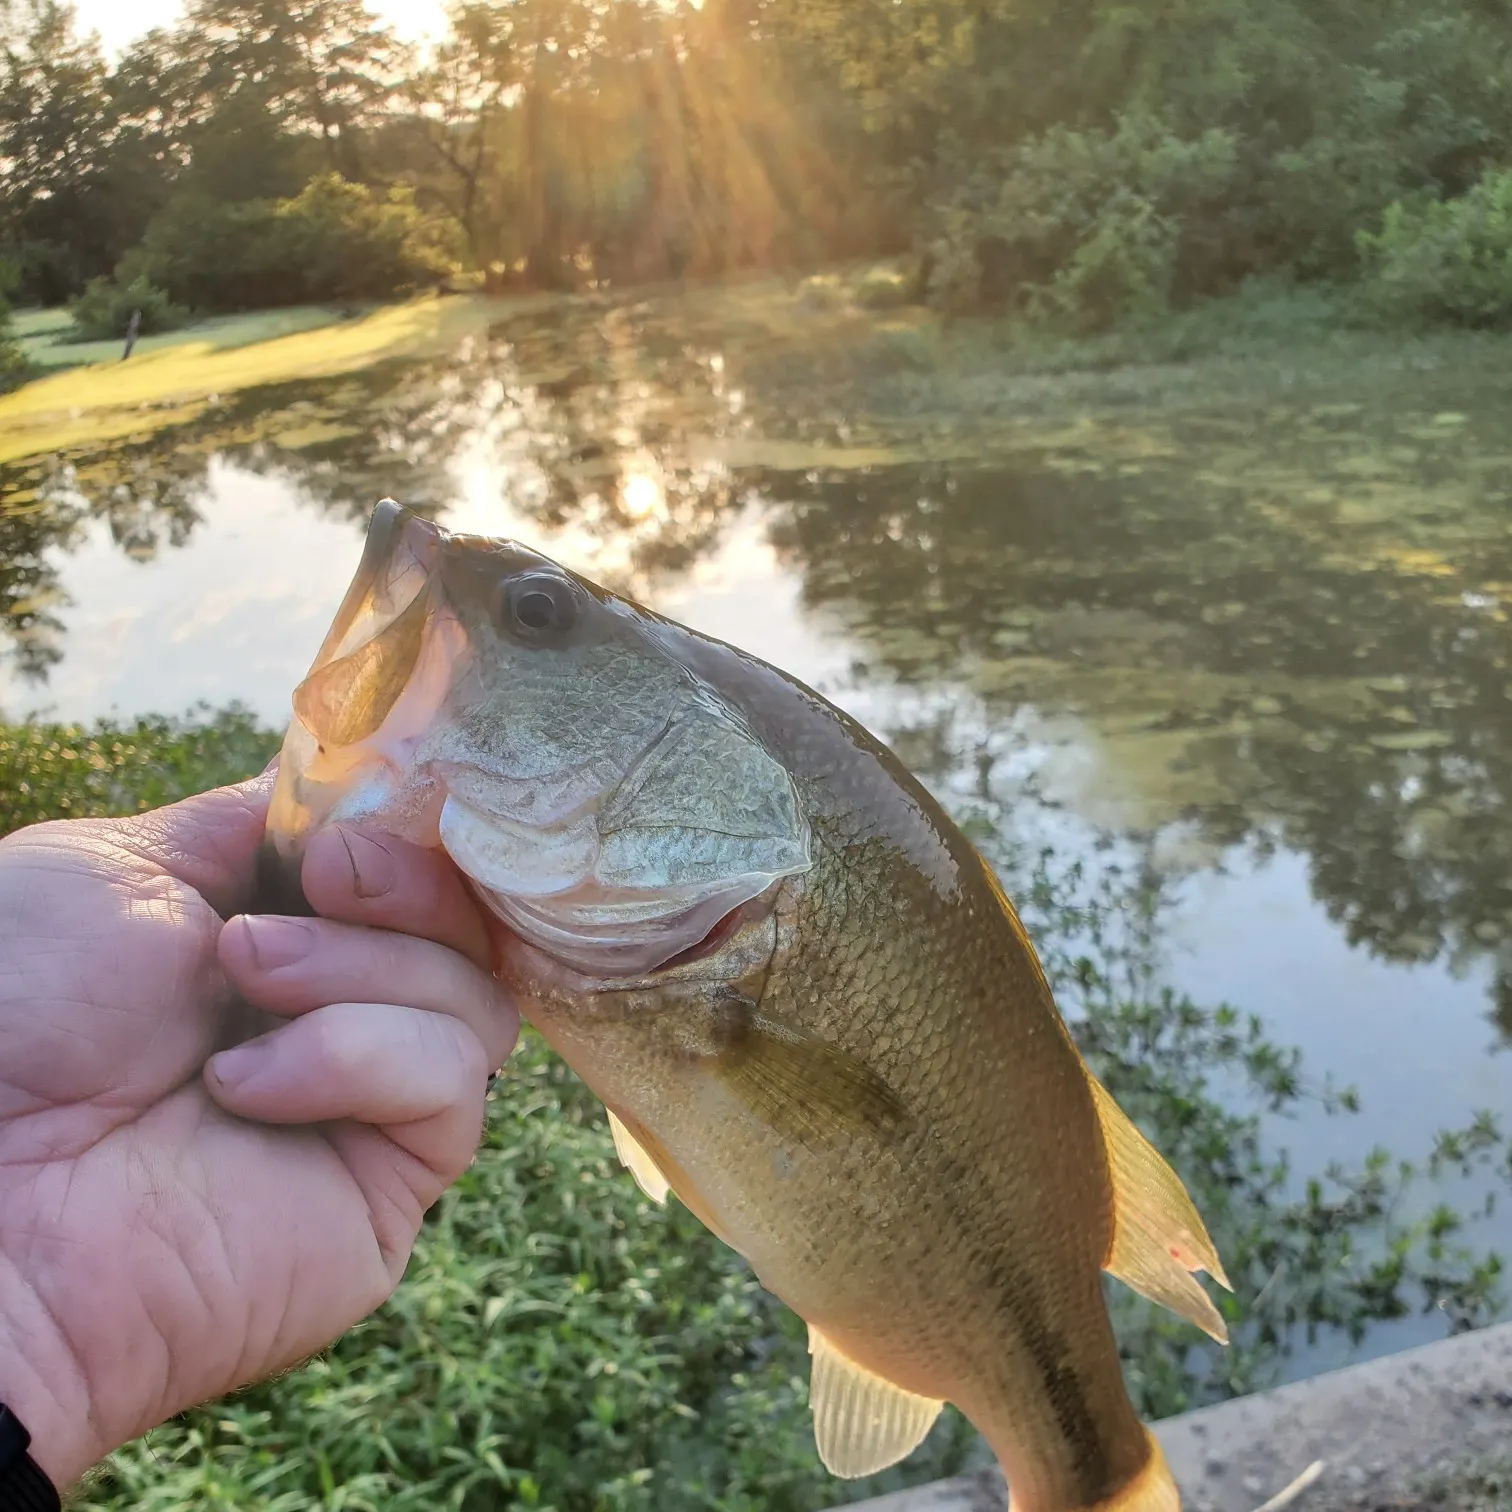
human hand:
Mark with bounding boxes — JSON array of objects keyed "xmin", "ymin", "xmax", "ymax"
[{"xmin": 0, "ymin": 770, "xmax": 519, "ymax": 1487}]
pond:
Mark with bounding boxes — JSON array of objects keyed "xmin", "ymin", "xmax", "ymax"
[{"xmin": 4, "ymin": 294, "xmax": 1512, "ymax": 1388}]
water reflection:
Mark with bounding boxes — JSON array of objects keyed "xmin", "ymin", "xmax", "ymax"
[
  {"xmin": 4, "ymin": 312, "xmax": 1512, "ymax": 1372},
  {"xmin": 7, "ymin": 319, "xmax": 1512, "ymax": 1009},
  {"xmin": 764, "ymin": 446, "xmax": 1512, "ymax": 1024},
  {"xmin": 7, "ymin": 316, "xmax": 1512, "ymax": 1010}
]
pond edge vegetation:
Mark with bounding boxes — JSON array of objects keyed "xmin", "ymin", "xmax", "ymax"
[{"xmin": 1, "ymin": 708, "xmax": 1505, "ymax": 1511}]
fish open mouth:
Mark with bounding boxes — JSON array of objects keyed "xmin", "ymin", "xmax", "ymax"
[
  {"xmin": 261, "ymin": 498, "xmax": 810, "ymax": 980},
  {"xmin": 261, "ymin": 501, "xmax": 457, "ymax": 902},
  {"xmin": 307, "ymin": 499, "xmax": 440, "ymax": 675}
]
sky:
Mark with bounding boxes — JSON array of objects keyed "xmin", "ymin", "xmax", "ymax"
[{"xmin": 71, "ymin": 0, "xmax": 449, "ymax": 56}]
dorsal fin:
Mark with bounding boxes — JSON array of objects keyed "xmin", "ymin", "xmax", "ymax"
[
  {"xmin": 1086, "ymin": 1074, "xmax": 1231, "ymax": 1343},
  {"xmin": 807, "ymin": 1326, "xmax": 943, "ymax": 1478},
  {"xmin": 607, "ymin": 1110, "xmax": 671, "ymax": 1205}
]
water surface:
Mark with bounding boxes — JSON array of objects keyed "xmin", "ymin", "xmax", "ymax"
[{"xmin": 5, "ymin": 302, "xmax": 1512, "ymax": 1378}]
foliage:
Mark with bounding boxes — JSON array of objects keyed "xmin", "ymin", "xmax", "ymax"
[
  {"xmin": 924, "ymin": 114, "xmax": 1239, "ymax": 328},
  {"xmin": 0, "ymin": 0, "xmax": 121, "ymax": 303},
  {"xmin": 121, "ymin": 176, "xmax": 450, "ymax": 312},
  {"xmin": 0, "ymin": 706, "xmax": 277, "ymax": 833},
  {"xmin": 7, "ymin": 0, "xmax": 1512, "ymax": 325},
  {"xmin": 67, "ymin": 273, "xmax": 189, "ymax": 341},
  {"xmin": 0, "ymin": 269, "xmax": 28, "ymax": 392},
  {"xmin": 0, "ymin": 330, "xmax": 26, "ymax": 393},
  {"xmin": 852, "ymin": 267, "xmax": 913, "ymax": 311},
  {"xmin": 0, "ymin": 706, "xmax": 1498, "ymax": 1507},
  {"xmin": 1358, "ymin": 169, "xmax": 1512, "ymax": 329}
]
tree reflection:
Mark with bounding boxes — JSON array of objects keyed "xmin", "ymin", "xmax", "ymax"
[
  {"xmin": 762, "ymin": 447, "xmax": 1512, "ymax": 1037},
  {"xmin": 0, "ymin": 474, "xmax": 77, "ymax": 683},
  {"xmin": 0, "ymin": 298, "xmax": 752, "ymax": 682}
]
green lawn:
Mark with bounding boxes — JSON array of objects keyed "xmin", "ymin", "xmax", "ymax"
[
  {"xmin": 0, "ymin": 293, "xmax": 539, "ymax": 464},
  {"xmin": 13, "ymin": 303, "xmax": 363, "ymax": 370}
]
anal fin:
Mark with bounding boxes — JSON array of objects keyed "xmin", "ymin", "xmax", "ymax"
[
  {"xmin": 607, "ymin": 1109, "xmax": 671, "ymax": 1205},
  {"xmin": 807, "ymin": 1326, "xmax": 943, "ymax": 1479},
  {"xmin": 1087, "ymin": 1075, "xmax": 1232, "ymax": 1345}
]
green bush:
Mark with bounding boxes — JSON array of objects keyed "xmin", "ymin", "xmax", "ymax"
[
  {"xmin": 122, "ymin": 175, "xmax": 452, "ymax": 314},
  {"xmin": 0, "ymin": 706, "xmax": 277, "ymax": 835},
  {"xmin": 0, "ymin": 261, "xmax": 31, "ymax": 393},
  {"xmin": 924, "ymin": 114, "xmax": 1239, "ymax": 330},
  {"xmin": 0, "ymin": 313, "xmax": 28, "ymax": 394},
  {"xmin": 0, "ymin": 329, "xmax": 27, "ymax": 392},
  {"xmin": 853, "ymin": 267, "xmax": 913, "ymax": 310},
  {"xmin": 1358, "ymin": 169, "xmax": 1512, "ymax": 328},
  {"xmin": 67, "ymin": 273, "xmax": 189, "ymax": 341}
]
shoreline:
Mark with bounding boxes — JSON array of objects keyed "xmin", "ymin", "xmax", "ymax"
[{"xmin": 847, "ymin": 1323, "xmax": 1512, "ymax": 1512}]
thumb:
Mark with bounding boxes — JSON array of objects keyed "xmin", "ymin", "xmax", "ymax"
[{"xmin": 104, "ymin": 761, "xmax": 279, "ymax": 918}]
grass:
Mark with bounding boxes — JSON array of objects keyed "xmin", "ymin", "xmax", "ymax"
[
  {"xmin": 13, "ymin": 304, "xmax": 359, "ymax": 370},
  {"xmin": 0, "ymin": 293, "xmax": 554, "ymax": 465}
]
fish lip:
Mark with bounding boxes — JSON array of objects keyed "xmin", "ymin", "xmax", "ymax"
[{"xmin": 312, "ymin": 499, "xmax": 445, "ymax": 668}]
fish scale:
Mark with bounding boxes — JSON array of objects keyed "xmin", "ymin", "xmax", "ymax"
[{"xmin": 262, "ymin": 498, "xmax": 1231, "ymax": 1512}]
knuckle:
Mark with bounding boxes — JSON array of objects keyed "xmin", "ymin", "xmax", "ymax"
[{"xmin": 306, "ymin": 1005, "xmax": 381, "ymax": 1081}]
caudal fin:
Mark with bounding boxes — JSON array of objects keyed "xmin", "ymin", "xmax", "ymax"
[{"xmin": 1088, "ymin": 1432, "xmax": 1181, "ymax": 1512}]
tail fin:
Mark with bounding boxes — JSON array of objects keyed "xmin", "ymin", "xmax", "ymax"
[{"xmin": 1091, "ymin": 1432, "xmax": 1181, "ymax": 1512}]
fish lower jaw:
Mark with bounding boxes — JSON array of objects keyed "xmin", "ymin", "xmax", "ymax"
[{"xmin": 475, "ymin": 879, "xmax": 762, "ymax": 980}]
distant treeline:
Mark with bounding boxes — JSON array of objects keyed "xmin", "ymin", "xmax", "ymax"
[{"xmin": 4, "ymin": 0, "xmax": 1512, "ymax": 344}]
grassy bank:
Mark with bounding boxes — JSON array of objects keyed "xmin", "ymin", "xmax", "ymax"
[
  {"xmin": 12, "ymin": 305, "xmax": 358, "ymax": 372},
  {"xmin": 0, "ymin": 293, "xmax": 546, "ymax": 465},
  {"xmin": 6, "ymin": 272, "xmax": 1512, "ymax": 475},
  {"xmin": 0, "ymin": 706, "xmax": 1505, "ymax": 1511}
]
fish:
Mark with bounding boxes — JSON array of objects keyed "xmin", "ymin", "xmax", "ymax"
[{"xmin": 261, "ymin": 497, "xmax": 1231, "ymax": 1512}]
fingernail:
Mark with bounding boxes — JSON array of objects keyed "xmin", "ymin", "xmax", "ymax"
[
  {"xmin": 338, "ymin": 827, "xmax": 395, "ymax": 899},
  {"xmin": 240, "ymin": 915, "xmax": 316, "ymax": 970},
  {"xmin": 208, "ymin": 1045, "xmax": 260, "ymax": 1091}
]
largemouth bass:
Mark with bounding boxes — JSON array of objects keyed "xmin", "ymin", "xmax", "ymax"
[{"xmin": 261, "ymin": 499, "xmax": 1230, "ymax": 1512}]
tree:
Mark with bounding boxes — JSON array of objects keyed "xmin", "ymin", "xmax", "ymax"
[
  {"xmin": 174, "ymin": 0, "xmax": 408, "ymax": 179},
  {"xmin": 402, "ymin": 0, "xmax": 521, "ymax": 276},
  {"xmin": 0, "ymin": 0, "xmax": 117, "ymax": 300}
]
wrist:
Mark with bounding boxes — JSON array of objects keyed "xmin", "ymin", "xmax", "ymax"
[{"xmin": 0, "ymin": 1272, "xmax": 108, "ymax": 1489}]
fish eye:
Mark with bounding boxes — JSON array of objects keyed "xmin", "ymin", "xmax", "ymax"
[{"xmin": 497, "ymin": 571, "xmax": 580, "ymax": 644}]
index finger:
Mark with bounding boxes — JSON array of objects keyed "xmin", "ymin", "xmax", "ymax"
[{"xmin": 298, "ymin": 824, "xmax": 494, "ymax": 972}]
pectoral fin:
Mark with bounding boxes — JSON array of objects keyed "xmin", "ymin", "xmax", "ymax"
[
  {"xmin": 807, "ymin": 1326, "xmax": 943, "ymax": 1478},
  {"xmin": 601, "ymin": 1105, "xmax": 741, "ymax": 1252},
  {"xmin": 707, "ymin": 1005, "xmax": 910, "ymax": 1152},
  {"xmin": 607, "ymin": 1109, "xmax": 671, "ymax": 1205},
  {"xmin": 1088, "ymin": 1074, "xmax": 1232, "ymax": 1344}
]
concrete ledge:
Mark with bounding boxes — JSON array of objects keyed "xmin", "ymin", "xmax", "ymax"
[{"xmin": 848, "ymin": 1323, "xmax": 1512, "ymax": 1512}]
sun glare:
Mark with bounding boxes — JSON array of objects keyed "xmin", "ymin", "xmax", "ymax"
[{"xmin": 621, "ymin": 470, "xmax": 666, "ymax": 521}]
